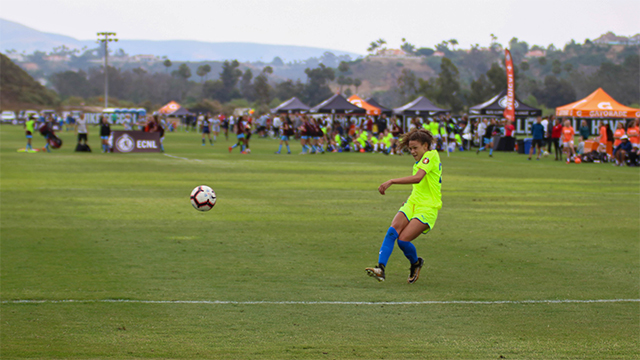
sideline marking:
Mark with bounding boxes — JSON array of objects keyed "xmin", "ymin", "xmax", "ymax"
[
  {"xmin": 163, "ymin": 154, "xmax": 202, "ymax": 162},
  {"xmin": 2, "ymin": 299, "xmax": 638, "ymax": 305}
]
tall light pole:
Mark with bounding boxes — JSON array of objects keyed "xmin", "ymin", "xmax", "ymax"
[{"xmin": 97, "ymin": 32, "xmax": 118, "ymax": 108}]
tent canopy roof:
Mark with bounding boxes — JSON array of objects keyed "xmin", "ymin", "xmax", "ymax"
[
  {"xmin": 556, "ymin": 88, "xmax": 640, "ymax": 118},
  {"xmin": 394, "ymin": 96, "xmax": 449, "ymax": 116},
  {"xmin": 310, "ymin": 94, "xmax": 366, "ymax": 114},
  {"xmin": 158, "ymin": 101, "xmax": 192, "ymax": 116},
  {"xmin": 469, "ymin": 89, "xmax": 541, "ymax": 117},
  {"xmin": 271, "ymin": 97, "xmax": 310, "ymax": 114},
  {"xmin": 365, "ymin": 97, "xmax": 393, "ymax": 115},
  {"xmin": 348, "ymin": 95, "xmax": 381, "ymax": 116}
]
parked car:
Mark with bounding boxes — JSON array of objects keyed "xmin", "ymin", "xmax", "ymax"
[
  {"xmin": 18, "ymin": 110, "xmax": 38, "ymax": 124},
  {"xmin": 1, "ymin": 111, "xmax": 17, "ymax": 124}
]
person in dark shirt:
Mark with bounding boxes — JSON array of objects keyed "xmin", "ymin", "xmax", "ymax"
[
  {"xmin": 476, "ymin": 118, "xmax": 496, "ymax": 157},
  {"xmin": 579, "ymin": 120, "xmax": 590, "ymax": 141},
  {"xmin": 529, "ymin": 116, "xmax": 545, "ymax": 160},
  {"xmin": 99, "ymin": 115, "xmax": 111, "ymax": 153},
  {"xmin": 614, "ymin": 135, "xmax": 633, "ymax": 166},
  {"xmin": 551, "ymin": 118, "xmax": 563, "ymax": 161}
]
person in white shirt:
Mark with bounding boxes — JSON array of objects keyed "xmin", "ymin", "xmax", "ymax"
[
  {"xmin": 123, "ymin": 114, "xmax": 133, "ymax": 130},
  {"xmin": 211, "ymin": 115, "xmax": 221, "ymax": 141},
  {"xmin": 476, "ymin": 118, "xmax": 487, "ymax": 148},
  {"xmin": 75, "ymin": 113, "xmax": 89, "ymax": 145},
  {"xmin": 273, "ymin": 115, "xmax": 282, "ymax": 139}
]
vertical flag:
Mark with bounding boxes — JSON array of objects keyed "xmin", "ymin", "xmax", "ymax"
[{"xmin": 503, "ymin": 49, "xmax": 515, "ymax": 121}]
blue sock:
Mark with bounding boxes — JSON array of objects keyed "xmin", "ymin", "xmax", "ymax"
[
  {"xmin": 489, "ymin": 148, "xmax": 493, "ymax": 155},
  {"xmin": 397, "ymin": 240, "xmax": 418, "ymax": 264},
  {"xmin": 479, "ymin": 146, "xmax": 485, "ymax": 151},
  {"xmin": 377, "ymin": 227, "xmax": 398, "ymax": 266},
  {"xmin": 286, "ymin": 145, "xmax": 290, "ymax": 153},
  {"xmin": 231, "ymin": 143, "xmax": 238, "ymax": 149},
  {"xmin": 278, "ymin": 144, "xmax": 282, "ymax": 153},
  {"xmin": 241, "ymin": 145, "xmax": 246, "ymax": 152},
  {"xmin": 303, "ymin": 145, "xmax": 308, "ymax": 152}
]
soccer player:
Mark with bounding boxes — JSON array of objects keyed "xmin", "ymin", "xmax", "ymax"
[
  {"xmin": 365, "ymin": 128, "xmax": 442, "ymax": 284},
  {"xmin": 99, "ymin": 115, "xmax": 111, "ymax": 153},
  {"xmin": 201, "ymin": 115, "xmax": 213, "ymax": 146},
  {"xmin": 228, "ymin": 116, "xmax": 247, "ymax": 153},
  {"xmin": 275, "ymin": 118, "xmax": 293, "ymax": 154},
  {"xmin": 561, "ymin": 119, "xmax": 576, "ymax": 162},
  {"xmin": 24, "ymin": 115, "xmax": 36, "ymax": 151},
  {"xmin": 476, "ymin": 118, "xmax": 496, "ymax": 156}
]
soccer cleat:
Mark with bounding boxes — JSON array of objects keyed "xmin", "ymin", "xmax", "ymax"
[
  {"xmin": 365, "ymin": 265, "xmax": 385, "ymax": 282},
  {"xmin": 407, "ymin": 257, "xmax": 424, "ymax": 284},
  {"xmin": 228, "ymin": 146, "xmax": 233, "ymax": 153}
]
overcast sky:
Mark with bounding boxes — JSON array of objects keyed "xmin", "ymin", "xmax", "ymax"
[{"xmin": 2, "ymin": 0, "xmax": 638, "ymax": 54}]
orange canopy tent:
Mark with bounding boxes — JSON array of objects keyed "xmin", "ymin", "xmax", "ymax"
[
  {"xmin": 348, "ymin": 95, "xmax": 381, "ymax": 116},
  {"xmin": 158, "ymin": 101, "xmax": 182, "ymax": 115},
  {"xmin": 556, "ymin": 88, "xmax": 640, "ymax": 118}
]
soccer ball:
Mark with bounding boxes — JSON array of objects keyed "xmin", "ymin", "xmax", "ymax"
[{"xmin": 190, "ymin": 185, "xmax": 217, "ymax": 211}]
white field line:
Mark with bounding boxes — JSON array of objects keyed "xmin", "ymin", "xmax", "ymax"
[
  {"xmin": 2, "ymin": 299, "xmax": 638, "ymax": 305},
  {"xmin": 163, "ymin": 154, "xmax": 202, "ymax": 162}
]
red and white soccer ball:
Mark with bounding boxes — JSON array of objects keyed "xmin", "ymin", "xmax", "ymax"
[{"xmin": 190, "ymin": 185, "xmax": 217, "ymax": 211}]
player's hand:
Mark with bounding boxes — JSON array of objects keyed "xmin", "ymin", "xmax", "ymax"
[{"xmin": 378, "ymin": 180, "xmax": 392, "ymax": 195}]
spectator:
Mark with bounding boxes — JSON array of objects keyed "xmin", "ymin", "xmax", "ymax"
[
  {"xmin": 613, "ymin": 122, "xmax": 626, "ymax": 147},
  {"xmin": 504, "ymin": 119, "xmax": 515, "ymax": 151},
  {"xmin": 598, "ymin": 122, "xmax": 608, "ymax": 152},
  {"xmin": 561, "ymin": 119, "xmax": 576, "ymax": 163},
  {"xmin": 613, "ymin": 135, "xmax": 633, "ymax": 166},
  {"xmin": 75, "ymin": 113, "xmax": 89, "ymax": 146},
  {"xmin": 528, "ymin": 116, "xmax": 544, "ymax": 161},
  {"xmin": 123, "ymin": 114, "xmax": 133, "ymax": 130},
  {"xmin": 579, "ymin": 120, "xmax": 590, "ymax": 141},
  {"xmin": 99, "ymin": 115, "xmax": 111, "ymax": 153},
  {"xmin": 476, "ymin": 118, "xmax": 487, "ymax": 149},
  {"xmin": 542, "ymin": 115, "xmax": 551, "ymax": 154},
  {"xmin": 476, "ymin": 118, "xmax": 496, "ymax": 157},
  {"xmin": 627, "ymin": 119, "xmax": 639, "ymax": 150},
  {"xmin": 550, "ymin": 118, "xmax": 563, "ymax": 160}
]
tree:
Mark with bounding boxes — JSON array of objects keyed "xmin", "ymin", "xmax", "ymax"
[
  {"xmin": 468, "ymin": 74, "xmax": 493, "ymax": 105},
  {"xmin": 49, "ymin": 70, "xmax": 90, "ymax": 98},
  {"xmin": 218, "ymin": 60, "xmax": 242, "ymax": 102},
  {"xmin": 401, "ymin": 38, "xmax": 416, "ymax": 54},
  {"xmin": 415, "ymin": 48, "xmax": 435, "ymax": 57},
  {"xmin": 367, "ymin": 41, "xmax": 379, "ymax": 54},
  {"xmin": 338, "ymin": 61, "xmax": 350, "ymax": 74},
  {"xmin": 337, "ymin": 75, "xmax": 346, "ymax": 94},
  {"xmin": 196, "ymin": 64, "xmax": 211, "ymax": 83},
  {"xmin": 303, "ymin": 64, "xmax": 335, "ymax": 105},
  {"xmin": 532, "ymin": 76, "xmax": 576, "ymax": 108},
  {"xmin": 448, "ymin": 39, "xmax": 458, "ymax": 51},
  {"xmin": 172, "ymin": 63, "xmax": 191, "ymax": 80},
  {"xmin": 240, "ymin": 69, "xmax": 254, "ymax": 101},
  {"xmin": 486, "ymin": 62, "xmax": 507, "ymax": 93},
  {"xmin": 271, "ymin": 56, "xmax": 284, "ymax": 66},
  {"xmin": 254, "ymin": 67, "xmax": 273, "ymax": 105},
  {"xmin": 163, "ymin": 59, "xmax": 172, "ymax": 73},
  {"xmin": 520, "ymin": 61, "xmax": 530, "ymax": 71},
  {"xmin": 353, "ymin": 78, "xmax": 362, "ymax": 94},
  {"xmin": 435, "ymin": 58, "xmax": 463, "ymax": 112},
  {"xmin": 397, "ymin": 68, "xmax": 417, "ymax": 100},
  {"xmin": 275, "ymin": 79, "xmax": 305, "ymax": 101}
]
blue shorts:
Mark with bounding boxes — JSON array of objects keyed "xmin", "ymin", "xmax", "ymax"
[
  {"xmin": 313, "ymin": 136, "xmax": 321, "ymax": 140},
  {"xmin": 203, "ymin": 127, "xmax": 211, "ymax": 134},
  {"xmin": 236, "ymin": 133, "xmax": 245, "ymax": 139},
  {"xmin": 280, "ymin": 135, "xmax": 289, "ymax": 141},
  {"xmin": 483, "ymin": 137, "xmax": 492, "ymax": 145},
  {"xmin": 101, "ymin": 136, "xmax": 109, "ymax": 140},
  {"xmin": 301, "ymin": 135, "xmax": 309, "ymax": 140}
]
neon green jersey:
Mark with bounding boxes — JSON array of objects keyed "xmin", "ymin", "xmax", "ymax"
[
  {"xmin": 334, "ymin": 134, "xmax": 341, "ymax": 143},
  {"xmin": 439, "ymin": 124, "xmax": 447, "ymax": 136},
  {"xmin": 429, "ymin": 122, "xmax": 439, "ymax": 135},
  {"xmin": 26, "ymin": 119, "xmax": 35, "ymax": 133},
  {"xmin": 371, "ymin": 136, "xmax": 378, "ymax": 145},
  {"xmin": 408, "ymin": 150, "xmax": 442, "ymax": 209},
  {"xmin": 383, "ymin": 133, "xmax": 393, "ymax": 147}
]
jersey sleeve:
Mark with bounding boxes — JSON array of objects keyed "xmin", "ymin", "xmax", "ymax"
[{"xmin": 416, "ymin": 155, "xmax": 435, "ymax": 174}]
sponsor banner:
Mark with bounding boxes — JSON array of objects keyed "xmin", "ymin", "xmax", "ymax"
[
  {"xmin": 514, "ymin": 118, "xmax": 633, "ymax": 136},
  {"xmin": 503, "ymin": 49, "xmax": 515, "ymax": 122},
  {"xmin": 556, "ymin": 109, "xmax": 640, "ymax": 118},
  {"xmin": 112, "ymin": 131, "xmax": 161, "ymax": 153}
]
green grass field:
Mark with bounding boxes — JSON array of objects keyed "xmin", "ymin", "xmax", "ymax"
[{"xmin": 1, "ymin": 125, "xmax": 638, "ymax": 359}]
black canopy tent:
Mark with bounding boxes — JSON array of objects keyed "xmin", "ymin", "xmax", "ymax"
[
  {"xmin": 310, "ymin": 94, "xmax": 367, "ymax": 114},
  {"xmin": 393, "ymin": 96, "xmax": 450, "ymax": 116},
  {"xmin": 469, "ymin": 90, "xmax": 541, "ymax": 118},
  {"xmin": 271, "ymin": 97, "xmax": 311, "ymax": 114},
  {"xmin": 167, "ymin": 106, "xmax": 193, "ymax": 117},
  {"xmin": 393, "ymin": 96, "xmax": 450, "ymax": 131},
  {"xmin": 365, "ymin": 97, "xmax": 393, "ymax": 116}
]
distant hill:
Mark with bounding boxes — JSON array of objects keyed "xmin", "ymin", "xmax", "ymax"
[
  {"xmin": 0, "ymin": 53, "xmax": 58, "ymax": 108},
  {"xmin": 0, "ymin": 18, "xmax": 360, "ymax": 62}
]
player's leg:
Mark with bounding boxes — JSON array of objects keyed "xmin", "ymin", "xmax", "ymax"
[
  {"xmin": 366, "ymin": 211, "xmax": 409, "ymax": 281},
  {"xmin": 397, "ymin": 219, "xmax": 429, "ymax": 284}
]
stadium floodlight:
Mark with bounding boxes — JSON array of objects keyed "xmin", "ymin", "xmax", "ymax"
[{"xmin": 97, "ymin": 32, "xmax": 119, "ymax": 108}]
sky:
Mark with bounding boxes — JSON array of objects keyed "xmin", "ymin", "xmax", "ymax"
[{"xmin": 1, "ymin": 0, "xmax": 639, "ymax": 54}]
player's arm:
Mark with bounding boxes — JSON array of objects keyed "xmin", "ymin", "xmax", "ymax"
[{"xmin": 378, "ymin": 169, "xmax": 426, "ymax": 195}]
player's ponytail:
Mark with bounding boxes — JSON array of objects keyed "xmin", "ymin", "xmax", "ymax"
[{"xmin": 399, "ymin": 128, "xmax": 435, "ymax": 150}]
